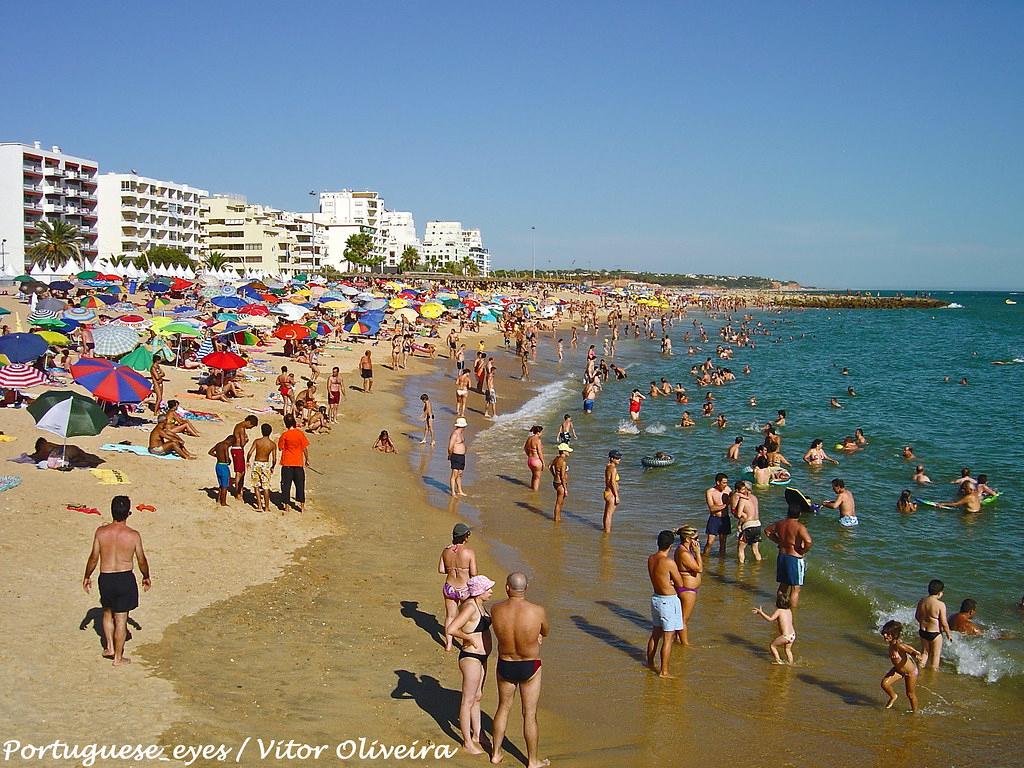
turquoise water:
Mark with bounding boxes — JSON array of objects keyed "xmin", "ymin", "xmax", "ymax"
[{"xmin": 466, "ymin": 292, "xmax": 1024, "ymax": 682}]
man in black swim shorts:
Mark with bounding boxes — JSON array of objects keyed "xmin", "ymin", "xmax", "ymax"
[
  {"xmin": 490, "ymin": 573, "xmax": 549, "ymax": 767},
  {"xmin": 83, "ymin": 496, "xmax": 152, "ymax": 666}
]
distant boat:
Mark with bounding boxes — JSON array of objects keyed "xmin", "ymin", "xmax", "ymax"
[{"xmin": 1007, "ymin": 299, "xmax": 1018, "ymax": 305}]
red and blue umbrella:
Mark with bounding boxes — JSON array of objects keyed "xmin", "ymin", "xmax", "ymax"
[{"xmin": 70, "ymin": 358, "xmax": 153, "ymax": 403}]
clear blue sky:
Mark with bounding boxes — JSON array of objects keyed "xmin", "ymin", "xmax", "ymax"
[{"xmin": 3, "ymin": 2, "xmax": 1021, "ymax": 289}]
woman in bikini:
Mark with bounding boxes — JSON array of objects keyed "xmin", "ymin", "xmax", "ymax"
[
  {"xmin": 603, "ymin": 450, "xmax": 622, "ymax": 533},
  {"xmin": 446, "ymin": 575, "xmax": 495, "ymax": 756},
  {"xmin": 454, "ymin": 369, "xmax": 471, "ymax": 418},
  {"xmin": 802, "ymin": 438, "xmax": 839, "ymax": 466},
  {"xmin": 674, "ymin": 525, "xmax": 703, "ymax": 646},
  {"xmin": 523, "ymin": 426, "xmax": 545, "ymax": 492},
  {"xmin": 437, "ymin": 524, "xmax": 478, "ymax": 651}
]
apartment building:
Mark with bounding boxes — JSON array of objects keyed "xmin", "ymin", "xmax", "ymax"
[
  {"xmin": 420, "ymin": 221, "xmax": 491, "ymax": 275},
  {"xmin": 203, "ymin": 195, "xmax": 300, "ymax": 276},
  {"xmin": 316, "ymin": 189, "xmax": 389, "ymax": 269},
  {"xmin": 96, "ymin": 173, "xmax": 208, "ymax": 263},
  {"xmin": 381, "ymin": 210, "xmax": 420, "ymax": 269},
  {"xmin": 0, "ymin": 141, "xmax": 99, "ymax": 273}
]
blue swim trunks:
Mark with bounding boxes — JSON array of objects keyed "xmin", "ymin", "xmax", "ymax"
[
  {"xmin": 583, "ymin": 399, "xmax": 594, "ymax": 412},
  {"xmin": 776, "ymin": 553, "xmax": 806, "ymax": 586},
  {"xmin": 215, "ymin": 462, "xmax": 231, "ymax": 489}
]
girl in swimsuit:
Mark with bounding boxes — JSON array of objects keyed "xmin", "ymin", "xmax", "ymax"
[
  {"xmin": 802, "ymin": 438, "xmax": 838, "ymax": 466},
  {"xmin": 603, "ymin": 451, "xmax": 622, "ymax": 533},
  {"xmin": 454, "ymin": 370, "xmax": 471, "ymax": 417},
  {"xmin": 438, "ymin": 526, "xmax": 478, "ymax": 651},
  {"xmin": 523, "ymin": 426, "xmax": 545, "ymax": 491},
  {"xmin": 446, "ymin": 575, "xmax": 495, "ymax": 755},
  {"xmin": 673, "ymin": 526, "xmax": 703, "ymax": 646}
]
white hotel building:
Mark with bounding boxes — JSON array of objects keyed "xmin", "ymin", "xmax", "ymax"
[
  {"xmin": 0, "ymin": 142, "xmax": 99, "ymax": 273},
  {"xmin": 96, "ymin": 173, "xmax": 208, "ymax": 263},
  {"xmin": 420, "ymin": 221, "xmax": 491, "ymax": 275}
]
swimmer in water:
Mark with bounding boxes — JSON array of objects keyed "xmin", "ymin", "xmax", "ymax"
[
  {"xmin": 912, "ymin": 465, "xmax": 931, "ymax": 484},
  {"xmin": 727, "ymin": 436, "xmax": 743, "ymax": 461},
  {"xmin": 829, "ymin": 397, "xmax": 843, "ymax": 409},
  {"xmin": 902, "ymin": 446, "xmax": 916, "ymax": 460},
  {"xmin": 847, "ymin": 386, "xmax": 857, "ymax": 396},
  {"xmin": 775, "ymin": 410, "xmax": 786, "ymax": 426},
  {"xmin": 854, "ymin": 428, "xmax": 868, "ymax": 445},
  {"xmin": 680, "ymin": 411, "xmax": 695, "ymax": 427},
  {"xmin": 803, "ymin": 439, "xmax": 839, "ymax": 466},
  {"xmin": 897, "ymin": 490, "xmax": 917, "ymax": 513}
]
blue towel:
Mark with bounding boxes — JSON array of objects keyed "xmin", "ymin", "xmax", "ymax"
[{"xmin": 99, "ymin": 444, "xmax": 184, "ymax": 460}]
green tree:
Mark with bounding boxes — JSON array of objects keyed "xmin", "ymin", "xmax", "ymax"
[
  {"xmin": 318, "ymin": 265, "xmax": 345, "ymax": 281},
  {"xmin": 343, "ymin": 233, "xmax": 378, "ymax": 272},
  {"xmin": 144, "ymin": 246, "xmax": 193, "ymax": 269},
  {"xmin": 26, "ymin": 219, "xmax": 84, "ymax": 272},
  {"xmin": 460, "ymin": 256, "xmax": 480, "ymax": 277},
  {"xmin": 399, "ymin": 246, "xmax": 420, "ymax": 272},
  {"xmin": 206, "ymin": 251, "xmax": 230, "ymax": 271}
]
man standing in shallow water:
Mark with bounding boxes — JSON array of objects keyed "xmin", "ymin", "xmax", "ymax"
[
  {"xmin": 765, "ymin": 488, "xmax": 814, "ymax": 608},
  {"xmin": 490, "ymin": 572, "xmax": 549, "ymax": 768},
  {"xmin": 647, "ymin": 530, "xmax": 686, "ymax": 677},
  {"xmin": 82, "ymin": 496, "xmax": 151, "ymax": 666}
]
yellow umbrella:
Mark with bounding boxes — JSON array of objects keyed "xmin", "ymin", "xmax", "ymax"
[
  {"xmin": 419, "ymin": 302, "xmax": 444, "ymax": 319},
  {"xmin": 34, "ymin": 330, "xmax": 70, "ymax": 346},
  {"xmin": 322, "ymin": 299, "xmax": 353, "ymax": 311},
  {"xmin": 149, "ymin": 316, "xmax": 174, "ymax": 330},
  {"xmin": 389, "ymin": 297, "xmax": 409, "ymax": 309}
]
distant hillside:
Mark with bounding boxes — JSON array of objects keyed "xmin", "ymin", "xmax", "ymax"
[{"xmin": 490, "ymin": 269, "xmax": 787, "ymax": 289}]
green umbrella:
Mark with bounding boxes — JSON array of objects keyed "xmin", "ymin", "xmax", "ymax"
[
  {"xmin": 30, "ymin": 316, "xmax": 68, "ymax": 328},
  {"xmin": 77, "ymin": 270, "xmax": 99, "ymax": 279},
  {"xmin": 14, "ymin": 275, "xmax": 35, "ymax": 282},
  {"xmin": 157, "ymin": 322, "xmax": 201, "ymax": 337},
  {"xmin": 120, "ymin": 345, "xmax": 154, "ymax": 372},
  {"xmin": 27, "ymin": 390, "xmax": 108, "ymax": 439}
]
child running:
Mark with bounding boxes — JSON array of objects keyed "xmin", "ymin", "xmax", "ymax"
[
  {"xmin": 752, "ymin": 593, "xmax": 796, "ymax": 664},
  {"xmin": 880, "ymin": 620, "xmax": 923, "ymax": 712}
]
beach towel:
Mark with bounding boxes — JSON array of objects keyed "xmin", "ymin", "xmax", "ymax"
[
  {"xmin": 67, "ymin": 504, "xmax": 100, "ymax": 515},
  {"xmin": 182, "ymin": 409, "xmax": 222, "ymax": 422},
  {"xmin": 99, "ymin": 444, "xmax": 184, "ymax": 461},
  {"xmin": 0, "ymin": 435, "xmax": 16, "ymax": 442},
  {"xmin": 0, "ymin": 475, "xmax": 21, "ymax": 492},
  {"xmin": 238, "ymin": 406, "xmax": 274, "ymax": 414},
  {"xmin": 89, "ymin": 468, "xmax": 132, "ymax": 485}
]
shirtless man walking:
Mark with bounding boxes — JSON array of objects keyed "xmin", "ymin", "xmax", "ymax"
[
  {"xmin": 765, "ymin": 488, "xmax": 814, "ymax": 608},
  {"xmin": 82, "ymin": 496, "xmax": 151, "ymax": 666},
  {"xmin": 449, "ymin": 417, "xmax": 469, "ymax": 498},
  {"xmin": 490, "ymin": 572, "xmax": 549, "ymax": 768},
  {"xmin": 246, "ymin": 423, "xmax": 277, "ymax": 512},
  {"xmin": 327, "ymin": 366, "xmax": 345, "ymax": 422},
  {"xmin": 703, "ymin": 473, "xmax": 732, "ymax": 556},
  {"xmin": 647, "ymin": 530, "xmax": 686, "ymax": 676},
  {"xmin": 230, "ymin": 415, "xmax": 258, "ymax": 500},
  {"xmin": 915, "ymin": 579, "xmax": 952, "ymax": 669}
]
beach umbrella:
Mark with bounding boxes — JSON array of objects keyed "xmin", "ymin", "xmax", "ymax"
[
  {"xmin": 344, "ymin": 319, "xmax": 379, "ymax": 335},
  {"xmin": 38, "ymin": 298, "xmax": 67, "ymax": 313},
  {"xmin": 306, "ymin": 320, "xmax": 334, "ymax": 336},
  {"xmin": 79, "ymin": 296, "xmax": 106, "ymax": 309},
  {"xmin": 0, "ymin": 363, "xmax": 49, "ymax": 389},
  {"xmin": 393, "ymin": 307, "xmax": 418, "ymax": 323},
  {"xmin": 389, "ymin": 298, "xmax": 410, "ymax": 309},
  {"xmin": 0, "ymin": 307, "xmax": 9, "ymax": 317},
  {"xmin": 14, "ymin": 275, "xmax": 35, "ymax": 283},
  {"xmin": 63, "ymin": 307, "xmax": 96, "ymax": 323},
  {"xmin": 419, "ymin": 302, "xmax": 445, "ymax": 319},
  {"xmin": 273, "ymin": 324, "xmax": 311, "ymax": 340},
  {"xmin": 147, "ymin": 296, "xmax": 171, "ymax": 309},
  {"xmin": 76, "ymin": 271, "xmax": 98, "ymax": 280},
  {"xmin": 111, "ymin": 314, "xmax": 150, "ymax": 330},
  {"xmin": 29, "ymin": 315, "xmax": 69, "ymax": 329},
  {"xmin": 202, "ymin": 351, "xmax": 247, "ymax": 370},
  {"xmin": 156, "ymin": 322, "xmax": 201, "ymax": 337},
  {"xmin": 232, "ymin": 331, "xmax": 260, "ymax": 346},
  {"xmin": 33, "ymin": 330, "xmax": 70, "ymax": 346},
  {"xmin": 28, "ymin": 390, "xmax": 108, "ymax": 439},
  {"xmin": 147, "ymin": 283, "xmax": 171, "ymax": 294},
  {"xmin": 211, "ymin": 296, "xmax": 246, "ymax": 309},
  {"xmin": 92, "ymin": 325, "xmax": 141, "ymax": 356},
  {"xmin": 0, "ymin": 332, "xmax": 48, "ymax": 363},
  {"xmin": 28, "ymin": 309, "xmax": 60, "ymax": 325},
  {"xmin": 119, "ymin": 345, "xmax": 154, "ymax": 372},
  {"xmin": 242, "ymin": 315, "xmax": 274, "ymax": 328},
  {"xmin": 237, "ymin": 304, "xmax": 271, "ymax": 316},
  {"xmin": 71, "ymin": 358, "xmax": 153, "ymax": 403}
]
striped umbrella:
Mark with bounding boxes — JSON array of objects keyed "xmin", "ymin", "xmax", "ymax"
[
  {"xmin": 0, "ymin": 363, "xmax": 48, "ymax": 389},
  {"xmin": 71, "ymin": 358, "xmax": 152, "ymax": 403},
  {"xmin": 80, "ymin": 296, "xmax": 107, "ymax": 309},
  {"xmin": 63, "ymin": 307, "xmax": 97, "ymax": 323},
  {"xmin": 28, "ymin": 309, "xmax": 60, "ymax": 325},
  {"xmin": 232, "ymin": 331, "xmax": 260, "ymax": 346},
  {"xmin": 28, "ymin": 390, "xmax": 108, "ymax": 439},
  {"xmin": 306, "ymin": 320, "xmax": 334, "ymax": 336},
  {"xmin": 344, "ymin": 319, "xmax": 380, "ymax": 335},
  {"xmin": 0, "ymin": 333, "xmax": 49, "ymax": 363},
  {"xmin": 92, "ymin": 325, "xmax": 141, "ymax": 357}
]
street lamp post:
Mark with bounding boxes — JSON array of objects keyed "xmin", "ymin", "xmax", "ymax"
[
  {"xmin": 0, "ymin": 238, "xmax": 6, "ymax": 272},
  {"xmin": 531, "ymin": 226, "xmax": 536, "ymax": 280}
]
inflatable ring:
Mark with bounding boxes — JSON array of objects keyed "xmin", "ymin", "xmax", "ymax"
[{"xmin": 641, "ymin": 454, "xmax": 675, "ymax": 468}]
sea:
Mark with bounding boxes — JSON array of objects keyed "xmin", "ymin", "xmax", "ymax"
[{"xmin": 408, "ymin": 290, "xmax": 1022, "ymax": 766}]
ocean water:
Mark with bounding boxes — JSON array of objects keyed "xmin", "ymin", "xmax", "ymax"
[{"xmin": 408, "ymin": 291, "xmax": 1022, "ymax": 764}]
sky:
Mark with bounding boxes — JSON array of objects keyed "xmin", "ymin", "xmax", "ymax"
[{"xmin": 3, "ymin": 1, "xmax": 1022, "ymax": 289}]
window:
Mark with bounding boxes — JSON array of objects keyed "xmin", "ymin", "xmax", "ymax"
[{"xmin": 244, "ymin": 243, "xmax": 263, "ymax": 250}]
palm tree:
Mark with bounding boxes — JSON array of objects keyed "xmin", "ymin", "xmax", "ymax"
[
  {"xmin": 344, "ymin": 233, "xmax": 376, "ymax": 272},
  {"xmin": 460, "ymin": 256, "xmax": 480, "ymax": 277},
  {"xmin": 26, "ymin": 219, "xmax": 84, "ymax": 272},
  {"xmin": 206, "ymin": 251, "xmax": 229, "ymax": 271},
  {"xmin": 399, "ymin": 246, "xmax": 420, "ymax": 272}
]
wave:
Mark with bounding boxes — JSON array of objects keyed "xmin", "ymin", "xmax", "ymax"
[
  {"xmin": 481, "ymin": 380, "xmax": 573, "ymax": 435},
  {"xmin": 944, "ymin": 303, "xmax": 964, "ymax": 309},
  {"xmin": 616, "ymin": 419, "xmax": 640, "ymax": 435},
  {"xmin": 644, "ymin": 423, "xmax": 668, "ymax": 435},
  {"xmin": 872, "ymin": 604, "xmax": 1018, "ymax": 682}
]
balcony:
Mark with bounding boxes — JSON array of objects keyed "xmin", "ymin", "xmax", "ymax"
[
  {"xmin": 24, "ymin": 202, "xmax": 43, "ymax": 212},
  {"xmin": 23, "ymin": 165, "xmax": 43, "ymax": 176},
  {"xmin": 81, "ymin": 209, "xmax": 98, "ymax": 219},
  {"xmin": 23, "ymin": 183, "xmax": 42, "ymax": 194},
  {"xmin": 44, "ymin": 166, "xmax": 65, "ymax": 177},
  {"xmin": 79, "ymin": 190, "xmax": 96, "ymax": 201}
]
